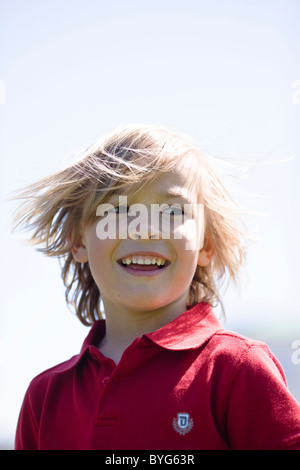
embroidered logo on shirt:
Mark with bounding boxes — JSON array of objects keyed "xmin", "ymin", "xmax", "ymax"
[{"xmin": 172, "ymin": 412, "xmax": 194, "ymax": 435}]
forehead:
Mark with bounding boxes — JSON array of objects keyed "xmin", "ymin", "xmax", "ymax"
[
  {"xmin": 111, "ymin": 164, "xmax": 200, "ymax": 204},
  {"xmin": 146, "ymin": 154, "xmax": 201, "ymax": 200},
  {"xmin": 146, "ymin": 170, "xmax": 194, "ymax": 197}
]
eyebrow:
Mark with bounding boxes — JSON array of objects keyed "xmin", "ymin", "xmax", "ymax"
[
  {"xmin": 160, "ymin": 188, "xmax": 194, "ymax": 204},
  {"xmin": 108, "ymin": 188, "xmax": 194, "ymax": 204}
]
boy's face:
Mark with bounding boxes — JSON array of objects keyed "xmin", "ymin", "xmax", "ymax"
[{"xmin": 73, "ymin": 166, "xmax": 214, "ymax": 315}]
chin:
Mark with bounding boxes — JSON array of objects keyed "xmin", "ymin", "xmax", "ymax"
[{"xmin": 125, "ymin": 293, "xmax": 185, "ymax": 313}]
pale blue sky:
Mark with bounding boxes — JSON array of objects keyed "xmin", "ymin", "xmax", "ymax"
[{"xmin": 1, "ymin": 0, "xmax": 300, "ymax": 447}]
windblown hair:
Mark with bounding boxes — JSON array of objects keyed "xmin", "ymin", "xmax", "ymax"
[{"xmin": 12, "ymin": 124, "xmax": 248, "ymax": 325}]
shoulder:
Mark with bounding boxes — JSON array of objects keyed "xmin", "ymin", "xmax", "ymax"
[
  {"xmin": 25, "ymin": 353, "xmax": 82, "ymax": 403},
  {"xmin": 205, "ymin": 328, "xmax": 287, "ymax": 384},
  {"xmin": 209, "ymin": 332, "xmax": 300, "ymax": 449},
  {"xmin": 210, "ymin": 327, "xmax": 277, "ymax": 359}
]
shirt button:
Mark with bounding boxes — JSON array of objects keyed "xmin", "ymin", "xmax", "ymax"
[{"xmin": 101, "ymin": 377, "xmax": 110, "ymax": 387}]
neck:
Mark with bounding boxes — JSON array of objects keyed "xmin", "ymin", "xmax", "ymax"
[{"xmin": 98, "ymin": 297, "xmax": 188, "ymax": 364}]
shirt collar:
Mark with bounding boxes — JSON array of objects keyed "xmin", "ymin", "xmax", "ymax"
[
  {"xmin": 54, "ymin": 302, "xmax": 223, "ymax": 374},
  {"xmin": 53, "ymin": 320, "xmax": 106, "ymax": 374},
  {"xmin": 145, "ymin": 302, "xmax": 223, "ymax": 350}
]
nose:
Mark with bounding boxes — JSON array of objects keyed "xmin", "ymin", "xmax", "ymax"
[
  {"xmin": 126, "ymin": 203, "xmax": 161, "ymax": 240},
  {"xmin": 130, "ymin": 232, "xmax": 159, "ymax": 240}
]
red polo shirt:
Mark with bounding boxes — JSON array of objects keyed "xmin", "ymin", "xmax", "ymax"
[{"xmin": 15, "ymin": 302, "xmax": 300, "ymax": 450}]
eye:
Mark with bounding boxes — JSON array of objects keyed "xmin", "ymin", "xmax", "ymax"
[
  {"xmin": 109, "ymin": 205, "xmax": 129, "ymax": 214},
  {"xmin": 161, "ymin": 204, "xmax": 184, "ymax": 216}
]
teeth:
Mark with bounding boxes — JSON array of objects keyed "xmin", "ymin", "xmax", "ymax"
[{"xmin": 121, "ymin": 255, "xmax": 167, "ymax": 266}]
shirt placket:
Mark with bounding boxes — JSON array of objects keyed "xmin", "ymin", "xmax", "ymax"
[{"xmin": 86, "ymin": 346, "xmax": 121, "ymax": 449}]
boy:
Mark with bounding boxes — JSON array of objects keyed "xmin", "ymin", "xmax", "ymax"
[{"xmin": 14, "ymin": 124, "xmax": 300, "ymax": 449}]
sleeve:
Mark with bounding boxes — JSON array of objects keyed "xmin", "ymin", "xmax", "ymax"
[
  {"xmin": 15, "ymin": 389, "xmax": 39, "ymax": 450},
  {"xmin": 226, "ymin": 344, "xmax": 300, "ymax": 450}
]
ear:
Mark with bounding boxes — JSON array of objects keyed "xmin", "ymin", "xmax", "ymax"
[
  {"xmin": 70, "ymin": 235, "xmax": 89, "ymax": 263},
  {"xmin": 197, "ymin": 237, "xmax": 215, "ymax": 267}
]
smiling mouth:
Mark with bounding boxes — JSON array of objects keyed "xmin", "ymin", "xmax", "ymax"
[{"xmin": 117, "ymin": 254, "xmax": 170, "ymax": 274}]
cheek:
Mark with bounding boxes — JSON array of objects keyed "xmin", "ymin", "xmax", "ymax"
[
  {"xmin": 169, "ymin": 234, "xmax": 199, "ymax": 285},
  {"xmin": 173, "ymin": 219, "xmax": 204, "ymax": 252},
  {"xmin": 85, "ymin": 227, "xmax": 115, "ymax": 278}
]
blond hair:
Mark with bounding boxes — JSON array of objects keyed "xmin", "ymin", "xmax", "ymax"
[{"xmin": 12, "ymin": 124, "xmax": 248, "ymax": 325}]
